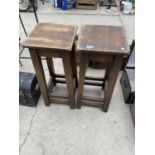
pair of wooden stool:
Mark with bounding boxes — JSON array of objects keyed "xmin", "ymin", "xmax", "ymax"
[{"xmin": 22, "ymin": 23, "xmax": 129, "ymax": 112}]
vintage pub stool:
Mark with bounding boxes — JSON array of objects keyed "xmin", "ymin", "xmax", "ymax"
[
  {"xmin": 76, "ymin": 25, "xmax": 129, "ymax": 112},
  {"xmin": 22, "ymin": 23, "xmax": 78, "ymax": 108}
]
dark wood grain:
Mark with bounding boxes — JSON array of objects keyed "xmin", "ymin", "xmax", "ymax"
[
  {"xmin": 22, "ymin": 23, "xmax": 77, "ymax": 51},
  {"xmin": 103, "ymin": 55, "xmax": 124, "ymax": 112},
  {"xmin": 46, "ymin": 57, "xmax": 56, "ymax": 86},
  {"xmin": 70, "ymin": 42, "xmax": 78, "ymax": 88},
  {"xmin": 76, "ymin": 25, "xmax": 129, "ymax": 112},
  {"xmin": 23, "ymin": 23, "xmax": 78, "ymax": 107},
  {"xmin": 77, "ymin": 54, "xmax": 88, "ymax": 109},
  {"xmin": 29, "ymin": 49, "xmax": 49, "ymax": 106},
  {"xmin": 77, "ymin": 25, "xmax": 129, "ymax": 55},
  {"xmin": 62, "ymin": 53, "xmax": 75, "ymax": 109}
]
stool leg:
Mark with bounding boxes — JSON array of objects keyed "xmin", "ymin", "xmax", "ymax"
[
  {"xmin": 70, "ymin": 46, "xmax": 78, "ymax": 88},
  {"xmin": 105, "ymin": 62, "xmax": 113, "ymax": 80},
  {"xmin": 77, "ymin": 54, "xmax": 88, "ymax": 109},
  {"xmin": 102, "ymin": 63, "xmax": 112, "ymax": 90},
  {"xmin": 46, "ymin": 57, "xmax": 56, "ymax": 86},
  {"xmin": 103, "ymin": 55, "xmax": 123, "ymax": 112},
  {"xmin": 62, "ymin": 53, "xmax": 75, "ymax": 109},
  {"xmin": 29, "ymin": 49, "xmax": 49, "ymax": 106}
]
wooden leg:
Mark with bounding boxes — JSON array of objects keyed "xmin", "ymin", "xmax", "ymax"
[
  {"xmin": 70, "ymin": 43, "xmax": 78, "ymax": 88},
  {"xmin": 29, "ymin": 49, "xmax": 49, "ymax": 106},
  {"xmin": 103, "ymin": 55, "xmax": 124, "ymax": 112},
  {"xmin": 102, "ymin": 62, "xmax": 112, "ymax": 90},
  {"xmin": 77, "ymin": 54, "xmax": 88, "ymax": 109},
  {"xmin": 105, "ymin": 62, "xmax": 113, "ymax": 80},
  {"xmin": 62, "ymin": 53, "xmax": 75, "ymax": 109},
  {"xmin": 46, "ymin": 57, "xmax": 56, "ymax": 86}
]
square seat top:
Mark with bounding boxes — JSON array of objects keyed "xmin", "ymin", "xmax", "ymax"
[
  {"xmin": 77, "ymin": 25, "xmax": 130, "ymax": 55},
  {"xmin": 22, "ymin": 23, "xmax": 77, "ymax": 51}
]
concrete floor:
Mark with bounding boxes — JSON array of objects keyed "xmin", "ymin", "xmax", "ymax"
[{"xmin": 19, "ymin": 1, "xmax": 135, "ymax": 155}]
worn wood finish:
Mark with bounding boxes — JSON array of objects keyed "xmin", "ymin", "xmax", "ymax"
[
  {"xmin": 47, "ymin": 77, "xmax": 54, "ymax": 95},
  {"xmin": 105, "ymin": 62, "xmax": 113, "ymax": 80},
  {"xmin": 77, "ymin": 54, "xmax": 88, "ymax": 108},
  {"xmin": 39, "ymin": 49, "xmax": 61, "ymax": 58},
  {"xmin": 88, "ymin": 54, "xmax": 113, "ymax": 63},
  {"xmin": 77, "ymin": 25, "xmax": 129, "ymax": 112},
  {"xmin": 29, "ymin": 49, "xmax": 49, "ymax": 106},
  {"xmin": 77, "ymin": 25, "xmax": 129, "ymax": 55},
  {"xmin": 62, "ymin": 53, "xmax": 75, "ymax": 109},
  {"xmin": 101, "ymin": 62, "xmax": 113, "ymax": 90},
  {"xmin": 22, "ymin": 23, "xmax": 77, "ymax": 51},
  {"xmin": 22, "ymin": 23, "xmax": 77, "ymax": 108},
  {"xmin": 46, "ymin": 57, "xmax": 56, "ymax": 86},
  {"xmin": 103, "ymin": 55, "xmax": 124, "ymax": 112},
  {"xmin": 46, "ymin": 58, "xmax": 55, "ymax": 77},
  {"xmin": 70, "ymin": 42, "xmax": 78, "ymax": 88}
]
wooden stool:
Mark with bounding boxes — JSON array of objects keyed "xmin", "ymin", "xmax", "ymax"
[
  {"xmin": 76, "ymin": 25, "xmax": 129, "ymax": 112},
  {"xmin": 22, "ymin": 23, "xmax": 78, "ymax": 108}
]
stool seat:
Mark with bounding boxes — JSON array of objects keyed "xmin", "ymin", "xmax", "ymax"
[
  {"xmin": 77, "ymin": 25, "xmax": 129, "ymax": 55},
  {"xmin": 22, "ymin": 23, "xmax": 77, "ymax": 51}
]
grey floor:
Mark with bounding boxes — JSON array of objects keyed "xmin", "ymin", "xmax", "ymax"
[{"xmin": 19, "ymin": 1, "xmax": 135, "ymax": 155}]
